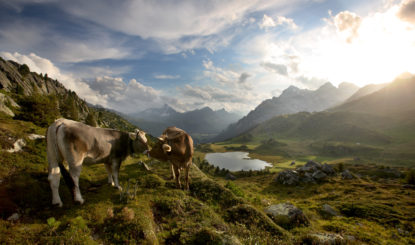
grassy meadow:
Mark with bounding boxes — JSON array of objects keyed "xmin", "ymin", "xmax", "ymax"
[{"xmin": 1, "ymin": 115, "xmax": 414, "ymax": 244}]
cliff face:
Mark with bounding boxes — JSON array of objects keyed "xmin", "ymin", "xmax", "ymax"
[
  {"xmin": 0, "ymin": 57, "xmax": 137, "ymax": 131},
  {"xmin": 0, "ymin": 58, "xmax": 90, "ymax": 119}
]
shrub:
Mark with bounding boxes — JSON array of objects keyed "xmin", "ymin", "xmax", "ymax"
[
  {"xmin": 18, "ymin": 64, "xmax": 30, "ymax": 77},
  {"xmin": 225, "ymin": 181, "xmax": 245, "ymax": 197},
  {"xmin": 225, "ymin": 204, "xmax": 288, "ymax": 237},
  {"xmin": 190, "ymin": 179, "xmax": 242, "ymax": 208},
  {"xmin": 15, "ymin": 95, "xmax": 59, "ymax": 127}
]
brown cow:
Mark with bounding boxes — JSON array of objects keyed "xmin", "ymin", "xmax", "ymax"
[
  {"xmin": 47, "ymin": 118, "xmax": 148, "ymax": 207},
  {"xmin": 147, "ymin": 127, "xmax": 194, "ymax": 190}
]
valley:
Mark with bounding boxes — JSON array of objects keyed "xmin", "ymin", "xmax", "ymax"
[{"xmin": 1, "ymin": 58, "xmax": 414, "ymax": 244}]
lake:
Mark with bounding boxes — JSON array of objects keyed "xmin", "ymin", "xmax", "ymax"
[{"xmin": 204, "ymin": 152, "xmax": 272, "ymax": 171}]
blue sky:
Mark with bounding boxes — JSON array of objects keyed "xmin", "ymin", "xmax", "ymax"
[{"xmin": 1, "ymin": 0, "xmax": 414, "ymax": 114}]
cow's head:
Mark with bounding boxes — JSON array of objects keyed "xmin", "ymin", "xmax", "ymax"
[
  {"xmin": 129, "ymin": 129, "xmax": 149, "ymax": 154},
  {"xmin": 146, "ymin": 136, "xmax": 171, "ymax": 161}
]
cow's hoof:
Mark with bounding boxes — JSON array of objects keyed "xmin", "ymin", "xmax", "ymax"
[
  {"xmin": 52, "ymin": 201, "xmax": 63, "ymax": 208},
  {"xmin": 74, "ymin": 198, "xmax": 84, "ymax": 205},
  {"xmin": 114, "ymin": 185, "xmax": 123, "ymax": 191}
]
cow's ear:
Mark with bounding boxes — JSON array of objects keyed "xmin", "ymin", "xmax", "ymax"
[
  {"xmin": 129, "ymin": 132, "xmax": 137, "ymax": 140},
  {"xmin": 162, "ymin": 144, "xmax": 171, "ymax": 153}
]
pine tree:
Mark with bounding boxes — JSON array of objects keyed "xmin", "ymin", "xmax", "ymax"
[{"xmin": 85, "ymin": 112, "xmax": 97, "ymax": 127}]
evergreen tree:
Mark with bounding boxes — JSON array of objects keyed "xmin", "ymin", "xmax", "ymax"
[{"xmin": 85, "ymin": 112, "xmax": 97, "ymax": 127}]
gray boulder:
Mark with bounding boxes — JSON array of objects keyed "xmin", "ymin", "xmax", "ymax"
[
  {"xmin": 341, "ymin": 170, "xmax": 354, "ymax": 179},
  {"xmin": 297, "ymin": 160, "xmax": 322, "ymax": 173},
  {"xmin": 321, "ymin": 163, "xmax": 336, "ymax": 175},
  {"xmin": 301, "ymin": 172, "xmax": 316, "ymax": 184},
  {"xmin": 275, "ymin": 170, "xmax": 299, "ymax": 185},
  {"xmin": 264, "ymin": 203, "xmax": 309, "ymax": 229},
  {"xmin": 319, "ymin": 204, "xmax": 339, "ymax": 218},
  {"xmin": 312, "ymin": 170, "xmax": 328, "ymax": 182}
]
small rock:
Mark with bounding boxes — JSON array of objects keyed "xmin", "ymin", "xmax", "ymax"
[
  {"xmin": 310, "ymin": 233, "xmax": 344, "ymax": 245},
  {"xmin": 312, "ymin": 170, "xmax": 328, "ymax": 182},
  {"xmin": 320, "ymin": 204, "xmax": 339, "ymax": 218},
  {"xmin": 6, "ymin": 139, "xmax": 26, "ymax": 153},
  {"xmin": 28, "ymin": 134, "xmax": 45, "ymax": 140},
  {"xmin": 7, "ymin": 213, "xmax": 20, "ymax": 221},
  {"xmin": 275, "ymin": 170, "xmax": 299, "ymax": 185},
  {"xmin": 264, "ymin": 203, "xmax": 309, "ymax": 229},
  {"xmin": 225, "ymin": 173, "xmax": 237, "ymax": 180},
  {"xmin": 341, "ymin": 170, "xmax": 354, "ymax": 179}
]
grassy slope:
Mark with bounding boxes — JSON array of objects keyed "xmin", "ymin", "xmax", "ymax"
[
  {"xmin": 1, "ymin": 116, "xmax": 415, "ymax": 244},
  {"xmin": 219, "ymin": 77, "xmax": 415, "ymax": 166}
]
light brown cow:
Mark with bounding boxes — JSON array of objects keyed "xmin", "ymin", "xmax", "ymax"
[
  {"xmin": 147, "ymin": 127, "xmax": 194, "ymax": 190},
  {"xmin": 46, "ymin": 118, "xmax": 148, "ymax": 207}
]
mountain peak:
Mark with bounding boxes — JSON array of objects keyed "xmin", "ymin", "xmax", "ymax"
[
  {"xmin": 338, "ymin": 82, "xmax": 358, "ymax": 89},
  {"xmin": 318, "ymin": 82, "xmax": 335, "ymax": 90}
]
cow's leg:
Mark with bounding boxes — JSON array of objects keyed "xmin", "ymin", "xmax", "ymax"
[
  {"xmin": 170, "ymin": 163, "xmax": 176, "ymax": 180},
  {"xmin": 173, "ymin": 165, "xmax": 181, "ymax": 189},
  {"xmin": 68, "ymin": 163, "xmax": 84, "ymax": 204},
  {"xmin": 111, "ymin": 159, "xmax": 122, "ymax": 190},
  {"xmin": 48, "ymin": 164, "xmax": 62, "ymax": 207},
  {"xmin": 105, "ymin": 163, "xmax": 114, "ymax": 186},
  {"xmin": 184, "ymin": 165, "xmax": 190, "ymax": 191},
  {"xmin": 47, "ymin": 126, "xmax": 63, "ymax": 207}
]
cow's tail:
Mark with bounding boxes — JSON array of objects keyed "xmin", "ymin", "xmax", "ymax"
[
  {"xmin": 47, "ymin": 119, "xmax": 75, "ymax": 190},
  {"xmin": 185, "ymin": 134, "xmax": 194, "ymax": 165}
]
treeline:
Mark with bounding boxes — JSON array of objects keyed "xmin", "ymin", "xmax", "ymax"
[{"xmin": 13, "ymin": 92, "xmax": 97, "ymax": 128}]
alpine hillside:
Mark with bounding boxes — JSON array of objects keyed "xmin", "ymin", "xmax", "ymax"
[{"xmin": 214, "ymin": 82, "xmax": 359, "ymax": 141}]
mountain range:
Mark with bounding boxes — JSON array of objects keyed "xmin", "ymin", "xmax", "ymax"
[
  {"xmin": 127, "ymin": 105, "xmax": 241, "ymax": 143},
  {"xmin": 229, "ymin": 74, "xmax": 415, "ymax": 160},
  {"xmin": 214, "ymin": 82, "xmax": 360, "ymax": 141}
]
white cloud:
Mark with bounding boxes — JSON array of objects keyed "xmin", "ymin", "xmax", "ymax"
[
  {"xmin": 154, "ymin": 74, "xmax": 181, "ymax": 79},
  {"xmin": 241, "ymin": 0, "xmax": 415, "ymax": 88},
  {"xmin": 333, "ymin": 11, "xmax": 362, "ymax": 43},
  {"xmin": 178, "ymin": 84, "xmax": 266, "ymax": 113},
  {"xmin": 85, "ymin": 76, "xmax": 164, "ymax": 113},
  {"xmin": 259, "ymin": 14, "xmax": 298, "ymax": 29}
]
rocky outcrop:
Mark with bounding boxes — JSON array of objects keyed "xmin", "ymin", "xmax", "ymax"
[
  {"xmin": 275, "ymin": 161, "xmax": 336, "ymax": 185},
  {"xmin": 264, "ymin": 203, "xmax": 309, "ymax": 229},
  {"xmin": 0, "ymin": 93, "xmax": 19, "ymax": 116}
]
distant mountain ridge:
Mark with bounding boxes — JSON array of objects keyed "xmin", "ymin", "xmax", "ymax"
[
  {"xmin": 229, "ymin": 75, "xmax": 415, "ymax": 159},
  {"xmin": 128, "ymin": 105, "xmax": 241, "ymax": 142},
  {"xmin": 214, "ymin": 82, "xmax": 359, "ymax": 142}
]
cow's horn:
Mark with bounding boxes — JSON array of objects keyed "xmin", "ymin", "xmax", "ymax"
[
  {"xmin": 162, "ymin": 144, "xmax": 171, "ymax": 153},
  {"xmin": 158, "ymin": 137, "xmax": 164, "ymax": 141}
]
